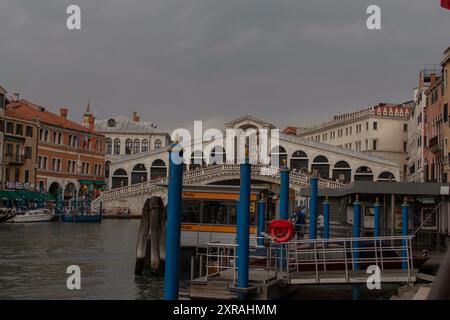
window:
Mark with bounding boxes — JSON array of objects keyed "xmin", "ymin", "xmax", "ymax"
[
  {"xmin": 106, "ymin": 138, "xmax": 112, "ymax": 154},
  {"xmin": 373, "ymin": 139, "xmax": 378, "ymax": 150},
  {"xmin": 133, "ymin": 139, "xmax": 140, "ymax": 154},
  {"xmin": 5, "ymin": 143, "xmax": 13, "ymax": 156},
  {"xmin": 16, "ymin": 124, "xmax": 23, "ymax": 136},
  {"xmin": 25, "ymin": 146, "xmax": 32, "ymax": 159},
  {"xmin": 444, "ymin": 103, "xmax": 449, "ymax": 123},
  {"xmin": 15, "ymin": 168, "xmax": 20, "ymax": 181},
  {"xmin": 43, "ymin": 157, "xmax": 48, "ymax": 170},
  {"xmin": 52, "ymin": 158, "xmax": 57, "ymax": 171},
  {"xmin": 125, "ymin": 139, "xmax": 132, "ymax": 154},
  {"xmin": 404, "ymin": 123, "xmax": 408, "ymax": 132},
  {"xmin": 142, "ymin": 139, "xmax": 149, "ymax": 152},
  {"xmin": 113, "ymin": 139, "xmax": 120, "ymax": 154},
  {"xmin": 6, "ymin": 122, "xmax": 13, "ymax": 134},
  {"xmin": 373, "ymin": 122, "xmax": 378, "ymax": 130},
  {"xmin": 5, "ymin": 168, "xmax": 10, "ymax": 181},
  {"xmin": 58, "ymin": 132, "xmax": 62, "ymax": 144},
  {"xmin": 53, "ymin": 131, "xmax": 57, "ymax": 143},
  {"xmin": 366, "ymin": 122, "xmax": 369, "ymax": 131},
  {"xmin": 24, "ymin": 170, "xmax": 29, "ymax": 183},
  {"xmin": 403, "ymin": 142, "xmax": 407, "ymax": 153},
  {"xmin": 155, "ymin": 139, "xmax": 162, "ymax": 149},
  {"xmin": 26, "ymin": 126, "xmax": 33, "ymax": 137}
]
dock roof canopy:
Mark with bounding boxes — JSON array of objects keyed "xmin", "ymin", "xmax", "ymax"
[{"xmin": 300, "ymin": 181, "xmax": 450, "ymax": 197}]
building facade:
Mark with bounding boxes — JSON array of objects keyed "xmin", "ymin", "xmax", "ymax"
[
  {"xmin": 0, "ymin": 86, "xmax": 6, "ymax": 185},
  {"xmin": 441, "ymin": 46, "xmax": 450, "ymax": 180},
  {"xmin": 284, "ymin": 103, "xmax": 412, "ymax": 180},
  {"xmin": 94, "ymin": 112, "xmax": 170, "ymax": 186},
  {"xmin": 424, "ymin": 75, "xmax": 445, "ymax": 182},
  {"xmin": 406, "ymin": 66, "xmax": 441, "ymax": 182},
  {"xmin": 6, "ymin": 99, "xmax": 106, "ymax": 200},
  {"xmin": 2, "ymin": 110, "xmax": 38, "ymax": 190}
]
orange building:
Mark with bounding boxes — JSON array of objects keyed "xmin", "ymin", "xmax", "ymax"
[{"xmin": 6, "ymin": 99, "xmax": 106, "ymax": 200}]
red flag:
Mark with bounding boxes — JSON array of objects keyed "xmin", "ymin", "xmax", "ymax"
[{"xmin": 442, "ymin": 0, "xmax": 450, "ymax": 10}]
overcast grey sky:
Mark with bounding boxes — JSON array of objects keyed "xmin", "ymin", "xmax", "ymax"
[{"xmin": 1, "ymin": 0, "xmax": 449, "ymax": 131}]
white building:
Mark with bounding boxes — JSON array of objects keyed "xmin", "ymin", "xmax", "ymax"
[
  {"xmin": 94, "ymin": 111, "xmax": 170, "ymax": 186},
  {"xmin": 285, "ymin": 103, "xmax": 412, "ymax": 180},
  {"xmin": 407, "ymin": 66, "xmax": 441, "ymax": 182}
]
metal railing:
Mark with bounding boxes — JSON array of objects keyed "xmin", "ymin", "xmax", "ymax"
[{"xmin": 200, "ymin": 235, "xmax": 415, "ymax": 286}]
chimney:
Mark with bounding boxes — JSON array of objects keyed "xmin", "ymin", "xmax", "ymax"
[
  {"xmin": 133, "ymin": 111, "xmax": 140, "ymax": 122},
  {"xmin": 12, "ymin": 93, "xmax": 20, "ymax": 102},
  {"xmin": 60, "ymin": 107, "xmax": 68, "ymax": 119}
]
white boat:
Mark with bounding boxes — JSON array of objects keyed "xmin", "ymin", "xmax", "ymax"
[{"xmin": 8, "ymin": 209, "xmax": 55, "ymax": 223}]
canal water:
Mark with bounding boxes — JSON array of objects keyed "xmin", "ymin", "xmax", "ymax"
[
  {"xmin": 0, "ymin": 219, "xmax": 189, "ymax": 299},
  {"xmin": 0, "ymin": 220, "xmax": 398, "ymax": 300}
]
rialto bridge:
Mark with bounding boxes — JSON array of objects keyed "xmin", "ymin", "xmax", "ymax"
[{"xmin": 94, "ymin": 115, "xmax": 400, "ymax": 215}]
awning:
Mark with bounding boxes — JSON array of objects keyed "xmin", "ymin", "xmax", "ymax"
[
  {"xmin": 0, "ymin": 190, "xmax": 56, "ymax": 201},
  {"xmin": 94, "ymin": 181, "xmax": 106, "ymax": 186},
  {"xmin": 79, "ymin": 179, "xmax": 95, "ymax": 185}
]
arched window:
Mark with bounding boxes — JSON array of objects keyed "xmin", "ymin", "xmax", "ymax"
[
  {"xmin": 209, "ymin": 146, "xmax": 226, "ymax": 165},
  {"xmin": 105, "ymin": 161, "xmax": 111, "ymax": 178},
  {"xmin": 106, "ymin": 138, "xmax": 112, "ymax": 154},
  {"xmin": 377, "ymin": 171, "xmax": 396, "ymax": 182},
  {"xmin": 133, "ymin": 139, "xmax": 140, "ymax": 154},
  {"xmin": 332, "ymin": 161, "xmax": 351, "ymax": 183},
  {"xmin": 155, "ymin": 139, "xmax": 162, "ymax": 149},
  {"xmin": 142, "ymin": 139, "xmax": 149, "ymax": 152},
  {"xmin": 355, "ymin": 166, "xmax": 374, "ymax": 181},
  {"xmin": 290, "ymin": 150, "xmax": 308, "ymax": 171},
  {"xmin": 131, "ymin": 163, "xmax": 147, "ymax": 184},
  {"xmin": 150, "ymin": 159, "xmax": 167, "ymax": 180},
  {"xmin": 311, "ymin": 155, "xmax": 330, "ymax": 179},
  {"xmin": 125, "ymin": 139, "xmax": 132, "ymax": 155},
  {"xmin": 111, "ymin": 168, "xmax": 128, "ymax": 189},
  {"xmin": 270, "ymin": 146, "xmax": 287, "ymax": 168},
  {"xmin": 190, "ymin": 151, "xmax": 205, "ymax": 170},
  {"xmin": 113, "ymin": 139, "xmax": 120, "ymax": 155}
]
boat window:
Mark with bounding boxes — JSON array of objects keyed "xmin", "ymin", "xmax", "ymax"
[
  {"xmin": 181, "ymin": 200, "xmax": 201, "ymax": 223},
  {"xmin": 202, "ymin": 200, "xmax": 228, "ymax": 225}
]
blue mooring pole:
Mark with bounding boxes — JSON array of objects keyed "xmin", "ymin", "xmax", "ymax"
[
  {"xmin": 323, "ymin": 197, "xmax": 330, "ymax": 240},
  {"xmin": 163, "ymin": 143, "xmax": 183, "ymax": 300},
  {"xmin": 279, "ymin": 163, "xmax": 290, "ymax": 220},
  {"xmin": 401, "ymin": 198, "xmax": 409, "ymax": 270},
  {"xmin": 309, "ymin": 175, "xmax": 318, "ymax": 239},
  {"xmin": 237, "ymin": 155, "xmax": 251, "ymax": 293},
  {"xmin": 257, "ymin": 198, "xmax": 266, "ymax": 247},
  {"xmin": 374, "ymin": 198, "xmax": 381, "ymax": 238},
  {"xmin": 353, "ymin": 196, "xmax": 361, "ymax": 271}
]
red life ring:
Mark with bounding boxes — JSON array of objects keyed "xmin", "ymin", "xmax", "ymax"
[{"xmin": 268, "ymin": 220, "xmax": 295, "ymax": 243}]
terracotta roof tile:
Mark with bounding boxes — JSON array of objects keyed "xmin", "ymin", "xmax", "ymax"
[{"xmin": 6, "ymin": 100, "xmax": 98, "ymax": 134}]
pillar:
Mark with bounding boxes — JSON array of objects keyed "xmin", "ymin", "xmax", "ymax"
[
  {"xmin": 323, "ymin": 197, "xmax": 330, "ymax": 240},
  {"xmin": 257, "ymin": 198, "xmax": 266, "ymax": 247},
  {"xmin": 353, "ymin": 195, "xmax": 361, "ymax": 271},
  {"xmin": 237, "ymin": 153, "xmax": 251, "ymax": 291},
  {"xmin": 373, "ymin": 198, "xmax": 381, "ymax": 237},
  {"xmin": 163, "ymin": 143, "xmax": 184, "ymax": 300},
  {"xmin": 401, "ymin": 198, "xmax": 409, "ymax": 270},
  {"xmin": 309, "ymin": 175, "xmax": 318, "ymax": 239},
  {"xmin": 279, "ymin": 162, "xmax": 290, "ymax": 220}
]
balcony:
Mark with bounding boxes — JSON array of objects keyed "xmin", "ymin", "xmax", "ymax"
[
  {"xmin": 428, "ymin": 135, "xmax": 443, "ymax": 153},
  {"xmin": 4, "ymin": 154, "xmax": 26, "ymax": 164}
]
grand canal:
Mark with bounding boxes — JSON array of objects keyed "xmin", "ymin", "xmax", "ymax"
[
  {"xmin": 0, "ymin": 219, "xmax": 398, "ymax": 300},
  {"xmin": 0, "ymin": 219, "xmax": 188, "ymax": 299}
]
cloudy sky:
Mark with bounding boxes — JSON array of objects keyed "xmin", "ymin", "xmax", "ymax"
[{"xmin": 1, "ymin": 0, "xmax": 449, "ymax": 131}]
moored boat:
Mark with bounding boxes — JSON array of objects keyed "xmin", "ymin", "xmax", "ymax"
[
  {"xmin": 8, "ymin": 209, "xmax": 55, "ymax": 223},
  {"xmin": 62, "ymin": 213, "xmax": 102, "ymax": 223},
  {"xmin": 0, "ymin": 208, "xmax": 16, "ymax": 223}
]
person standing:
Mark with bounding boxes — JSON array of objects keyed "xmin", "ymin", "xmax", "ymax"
[{"xmin": 294, "ymin": 206, "xmax": 306, "ymax": 239}]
